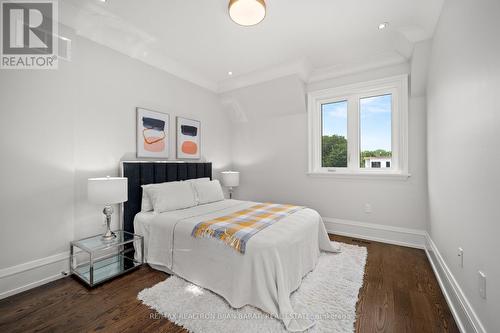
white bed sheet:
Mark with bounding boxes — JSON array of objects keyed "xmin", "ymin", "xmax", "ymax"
[{"xmin": 133, "ymin": 199, "xmax": 339, "ymax": 332}]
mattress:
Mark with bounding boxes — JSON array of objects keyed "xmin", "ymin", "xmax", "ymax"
[{"xmin": 133, "ymin": 211, "xmax": 172, "ymax": 273}]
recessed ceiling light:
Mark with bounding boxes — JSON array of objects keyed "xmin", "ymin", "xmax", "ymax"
[
  {"xmin": 99, "ymin": 0, "xmax": 107, "ymax": 2},
  {"xmin": 228, "ymin": 71, "xmax": 233, "ymax": 76},
  {"xmin": 378, "ymin": 22, "xmax": 389, "ymax": 30},
  {"xmin": 229, "ymin": 0, "xmax": 266, "ymax": 26}
]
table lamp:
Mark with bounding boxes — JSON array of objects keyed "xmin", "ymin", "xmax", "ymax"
[
  {"xmin": 221, "ymin": 171, "xmax": 240, "ymax": 199},
  {"xmin": 88, "ymin": 176, "xmax": 128, "ymax": 240}
]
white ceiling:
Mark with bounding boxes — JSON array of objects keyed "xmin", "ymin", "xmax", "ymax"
[{"xmin": 61, "ymin": 0, "xmax": 443, "ymax": 92}]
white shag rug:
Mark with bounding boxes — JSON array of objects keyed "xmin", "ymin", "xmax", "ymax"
[{"xmin": 138, "ymin": 242, "xmax": 367, "ymax": 333}]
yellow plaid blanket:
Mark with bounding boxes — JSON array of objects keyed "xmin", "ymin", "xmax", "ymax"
[{"xmin": 191, "ymin": 203, "xmax": 304, "ymax": 254}]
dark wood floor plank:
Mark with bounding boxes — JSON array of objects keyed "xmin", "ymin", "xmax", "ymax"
[{"xmin": 0, "ymin": 235, "xmax": 459, "ymax": 333}]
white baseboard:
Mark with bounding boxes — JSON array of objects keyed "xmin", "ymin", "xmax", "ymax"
[
  {"xmin": 0, "ymin": 252, "xmax": 69, "ymax": 300},
  {"xmin": 323, "ymin": 217, "xmax": 486, "ymax": 333},
  {"xmin": 323, "ymin": 217, "xmax": 427, "ymax": 249},
  {"xmin": 0, "ymin": 222, "xmax": 487, "ymax": 333},
  {"xmin": 424, "ymin": 234, "xmax": 486, "ymax": 333}
]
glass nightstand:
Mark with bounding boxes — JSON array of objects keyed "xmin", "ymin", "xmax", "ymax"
[{"xmin": 70, "ymin": 230, "xmax": 143, "ymax": 287}]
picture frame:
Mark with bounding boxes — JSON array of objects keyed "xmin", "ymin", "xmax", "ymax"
[
  {"xmin": 176, "ymin": 117, "xmax": 201, "ymax": 159},
  {"xmin": 136, "ymin": 108, "xmax": 170, "ymax": 159}
]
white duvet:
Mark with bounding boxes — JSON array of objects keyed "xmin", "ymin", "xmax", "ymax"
[{"xmin": 134, "ymin": 199, "xmax": 340, "ymax": 332}]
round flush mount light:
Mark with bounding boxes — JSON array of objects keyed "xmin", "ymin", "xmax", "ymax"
[
  {"xmin": 378, "ymin": 22, "xmax": 389, "ymax": 30},
  {"xmin": 229, "ymin": 0, "xmax": 266, "ymax": 26}
]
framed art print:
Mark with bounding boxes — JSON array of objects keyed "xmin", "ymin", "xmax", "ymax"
[
  {"xmin": 176, "ymin": 117, "xmax": 201, "ymax": 159},
  {"xmin": 137, "ymin": 108, "xmax": 169, "ymax": 158}
]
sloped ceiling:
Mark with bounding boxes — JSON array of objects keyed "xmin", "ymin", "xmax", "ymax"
[
  {"xmin": 60, "ymin": 0, "xmax": 444, "ymax": 92},
  {"xmin": 220, "ymin": 75, "xmax": 306, "ymax": 121}
]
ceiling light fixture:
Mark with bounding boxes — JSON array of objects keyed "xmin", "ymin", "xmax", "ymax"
[
  {"xmin": 228, "ymin": 71, "xmax": 233, "ymax": 76},
  {"xmin": 378, "ymin": 22, "xmax": 389, "ymax": 30},
  {"xmin": 228, "ymin": 0, "xmax": 266, "ymax": 27}
]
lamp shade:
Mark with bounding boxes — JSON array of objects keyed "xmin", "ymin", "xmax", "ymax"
[
  {"xmin": 88, "ymin": 177, "xmax": 128, "ymax": 204},
  {"xmin": 221, "ymin": 171, "xmax": 240, "ymax": 187}
]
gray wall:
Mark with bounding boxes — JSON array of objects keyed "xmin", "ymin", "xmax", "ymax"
[
  {"xmin": 226, "ymin": 64, "xmax": 429, "ymax": 230},
  {"xmin": 427, "ymin": 0, "xmax": 500, "ymax": 331},
  {"xmin": 0, "ymin": 27, "xmax": 232, "ymax": 272}
]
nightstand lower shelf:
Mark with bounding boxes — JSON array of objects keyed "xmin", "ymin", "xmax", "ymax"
[
  {"xmin": 72, "ymin": 254, "xmax": 141, "ymax": 286},
  {"xmin": 70, "ymin": 230, "xmax": 144, "ymax": 287}
]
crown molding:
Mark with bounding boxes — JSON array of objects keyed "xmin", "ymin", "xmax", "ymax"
[
  {"xmin": 59, "ymin": 0, "xmax": 218, "ymax": 92},
  {"xmin": 218, "ymin": 52, "xmax": 410, "ymax": 94},
  {"xmin": 217, "ymin": 59, "xmax": 312, "ymax": 93},
  {"xmin": 58, "ymin": 1, "xmax": 416, "ymax": 94},
  {"xmin": 308, "ymin": 53, "xmax": 408, "ymax": 83}
]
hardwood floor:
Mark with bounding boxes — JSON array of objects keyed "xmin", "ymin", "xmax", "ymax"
[
  {"xmin": 340, "ymin": 236, "xmax": 459, "ymax": 333},
  {"xmin": 0, "ymin": 235, "xmax": 459, "ymax": 333}
]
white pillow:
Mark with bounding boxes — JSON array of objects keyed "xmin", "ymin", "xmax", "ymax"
[
  {"xmin": 192, "ymin": 180, "xmax": 225, "ymax": 205},
  {"xmin": 141, "ymin": 178, "xmax": 209, "ymax": 211},
  {"xmin": 140, "ymin": 189, "xmax": 153, "ymax": 212},
  {"xmin": 186, "ymin": 177, "xmax": 210, "ymax": 203},
  {"xmin": 143, "ymin": 181, "xmax": 197, "ymax": 213}
]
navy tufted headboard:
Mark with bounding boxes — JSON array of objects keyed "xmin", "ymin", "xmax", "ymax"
[{"xmin": 120, "ymin": 161, "xmax": 212, "ymax": 234}]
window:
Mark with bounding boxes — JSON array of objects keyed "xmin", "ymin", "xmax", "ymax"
[
  {"xmin": 321, "ymin": 101, "xmax": 348, "ymax": 168},
  {"xmin": 308, "ymin": 75, "xmax": 408, "ymax": 179},
  {"xmin": 360, "ymin": 94, "xmax": 392, "ymax": 169}
]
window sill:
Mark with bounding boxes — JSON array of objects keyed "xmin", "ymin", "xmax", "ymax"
[{"xmin": 307, "ymin": 171, "xmax": 411, "ymax": 181}]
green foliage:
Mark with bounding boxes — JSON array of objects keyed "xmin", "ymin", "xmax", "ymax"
[
  {"xmin": 360, "ymin": 149, "xmax": 392, "ymax": 158},
  {"xmin": 322, "ymin": 135, "xmax": 347, "ymax": 167},
  {"xmin": 322, "ymin": 135, "xmax": 392, "ymax": 168}
]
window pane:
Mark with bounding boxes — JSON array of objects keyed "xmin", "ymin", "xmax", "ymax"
[
  {"xmin": 360, "ymin": 94, "xmax": 392, "ymax": 168},
  {"xmin": 322, "ymin": 101, "xmax": 348, "ymax": 168}
]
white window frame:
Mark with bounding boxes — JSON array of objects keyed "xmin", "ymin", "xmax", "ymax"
[{"xmin": 307, "ymin": 75, "xmax": 409, "ymax": 180}]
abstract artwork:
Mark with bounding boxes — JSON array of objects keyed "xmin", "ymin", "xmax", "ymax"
[
  {"xmin": 176, "ymin": 117, "xmax": 201, "ymax": 159},
  {"xmin": 137, "ymin": 108, "xmax": 169, "ymax": 158}
]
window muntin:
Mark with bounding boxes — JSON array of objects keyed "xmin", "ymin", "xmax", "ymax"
[
  {"xmin": 359, "ymin": 94, "xmax": 392, "ymax": 169},
  {"xmin": 321, "ymin": 101, "xmax": 348, "ymax": 168}
]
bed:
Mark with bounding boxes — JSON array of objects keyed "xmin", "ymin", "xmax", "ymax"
[{"xmin": 121, "ymin": 161, "xmax": 339, "ymax": 332}]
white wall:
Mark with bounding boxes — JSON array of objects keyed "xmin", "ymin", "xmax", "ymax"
[
  {"xmin": 226, "ymin": 62, "xmax": 429, "ymax": 231},
  {"xmin": 426, "ymin": 0, "xmax": 500, "ymax": 331},
  {"xmin": 0, "ymin": 25, "xmax": 232, "ymax": 296},
  {"xmin": 72, "ymin": 36, "xmax": 232, "ymax": 239},
  {"xmin": 0, "ymin": 45, "xmax": 76, "ymax": 270}
]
